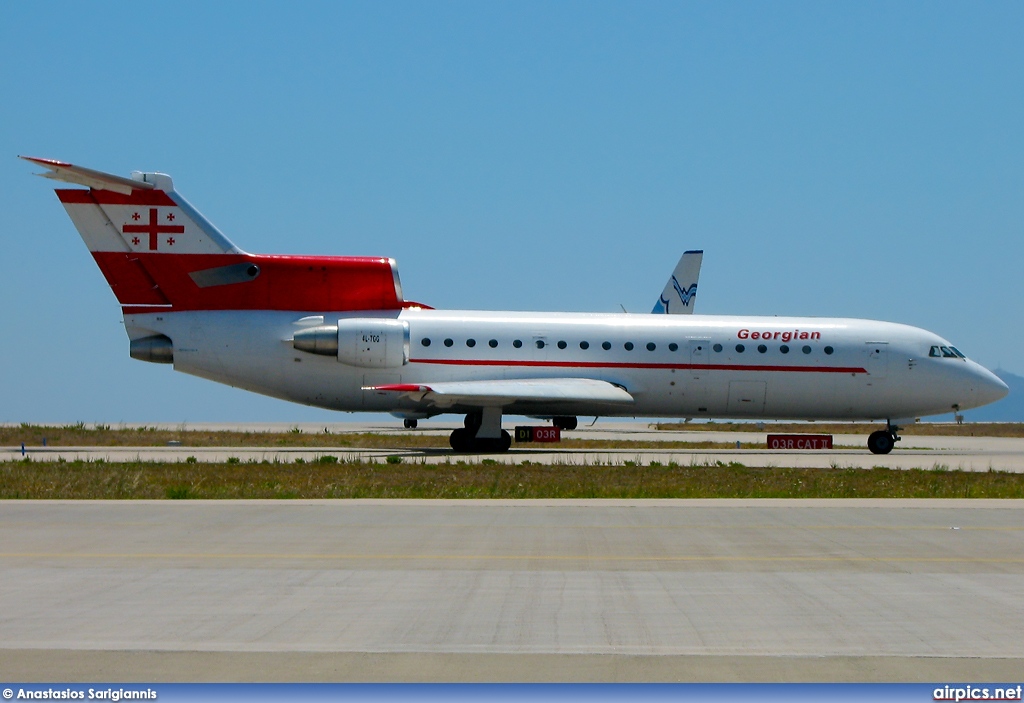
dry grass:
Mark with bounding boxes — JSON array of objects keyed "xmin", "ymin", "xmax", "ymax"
[
  {"xmin": 3, "ymin": 424, "xmax": 450, "ymax": 448},
  {"xmin": 2, "ymin": 424, "xmax": 747, "ymax": 450},
  {"xmin": 2, "ymin": 459, "xmax": 1022, "ymax": 500}
]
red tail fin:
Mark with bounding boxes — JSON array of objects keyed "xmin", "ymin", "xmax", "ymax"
[{"xmin": 28, "ymin": 157, "xmax": 409, "ymax": 313}]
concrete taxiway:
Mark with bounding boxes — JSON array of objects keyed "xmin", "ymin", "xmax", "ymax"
[
  {"xmin": 1, "ymin": 499, "xmax": 1023, "ymax": 682},
  {"xmin": 6, "ymin": 422, "xmax": 1024, "ymax": 472}
]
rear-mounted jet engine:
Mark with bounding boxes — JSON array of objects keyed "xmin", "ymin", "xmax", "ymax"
[{"xmin": 293, "ymin": 318, "xmax": 409, "ymax": 368}]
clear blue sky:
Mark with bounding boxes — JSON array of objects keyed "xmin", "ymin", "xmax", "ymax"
[{"xmin": 2, "ymin": 2, "xmax": 1022, "ymax": 423}]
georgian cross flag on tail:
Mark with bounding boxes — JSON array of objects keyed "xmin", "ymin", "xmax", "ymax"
[
  {"xmin": 55, "ymin": 182, "xmax": 237, "ymax": 256},
  {"xmin": 123, "ymin": 208, "xmax": 184, "ymax": 250},
  {"xmin": 20, "ymin": 156, "xmax": 240, "ymax": 256}
]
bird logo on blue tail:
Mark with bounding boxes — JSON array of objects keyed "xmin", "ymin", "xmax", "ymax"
[
  {"xmin": 657, "ymin": 276, "xmax": 697, "ymax": 313},
  {"xmin": 652, "ymin": 251, "xmax": 702, "ymax": 314}
]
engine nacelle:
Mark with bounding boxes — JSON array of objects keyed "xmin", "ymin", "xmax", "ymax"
[
  {"xmin": 130, "ymin": 334, "xmax": 174, "ymax": 364},
  {"xmin": 293, "ymin": 318, "xmax": 409, "ymax": 368}
]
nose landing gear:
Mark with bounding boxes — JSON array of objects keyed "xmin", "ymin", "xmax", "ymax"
[
  {"xmin": 867, "ymin": 430, "xmax": 895, "ymax": 455},
  {"xmin": 867, "ymin": 421, "xmax": 902, "ymax": 455}
]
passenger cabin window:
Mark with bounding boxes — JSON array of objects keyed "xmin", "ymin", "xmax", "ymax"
[
  {"xmin": 757, "ymin": 344, "xmax": 767, "ymax": 353},
  {"xmin": 713, "ymin": 344, "xmax": 723, "ymax": 352},
  {"xmin": 824, "ymin": 346, "xmax": 834, "ymax": 355},
  {"xmin": 580, "ymin": 341, "xmax": 590, "ymax": 350},
  {"xmin": 513, "ymin": 339, "xmax": 523, "ymax": 348},
  {"xmin": 802, "ymin": 345, "xmax": 812, "ymax": 354},
  {"xmin": 602, "ymin": 342, "xmax": 611, "ymax": 350},
  {"xmin": 444, "ymin": 338, "xmax": 454, "ymax": 347},
  {"xmin": 536, "ymin": 340, "xmax": 546, "ymax": 349},
  {"xmin": 489, "ymin": 339, "xmax": 498, "ymax": 348},
  {"xmin": 735, "ymin": 344, "xmax": 745, "ymax": 353},
  {"xmin": 624, "ymin": 342, "xmax": 634, "ymax": 351},
  {"xmin": 466, "ymin": 339, "xmax": 476, "ymax": 348},
  {"xmin": 557, "ymin": 341, "xmax": 567, "ymax": 349},
  {"xmin": 646, "ymin": 342, "xmax": 656, "ymax": 351},
  {"xmin": 421, "ymin": 338, "xmax": 431, "ymax": 347},
  {"xmin": 780, "ymin": 345, "xmax": 789, "ymax": 354},
  {"xmin": 669, "ymin": 343, "xmax": 678, "ymax": 352}
]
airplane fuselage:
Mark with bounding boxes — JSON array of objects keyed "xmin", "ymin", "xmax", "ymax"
[{"xmin": 129, "ymin": 308, "xmax": 1001, "ymax": 422}]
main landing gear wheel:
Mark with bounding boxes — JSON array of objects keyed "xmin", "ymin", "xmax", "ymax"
[
  {"xmin": 403, "ymin": 419, "xmax": 418, "ymax": 429},
  {"xmin": 552, "ymin": 416, "xmax": 578, "ymax": 431},
  {"xmin": 449, "ymin": 428, "xmax": 512, "ymax": 453},
  {"xmin": 867, "ymin": 430, "xmax": 896, "ymax": 455}
]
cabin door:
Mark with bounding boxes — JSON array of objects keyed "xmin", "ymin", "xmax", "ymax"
[{"xmin": 688, "ymin": 339, "xmax": 711, "ymax": 412}]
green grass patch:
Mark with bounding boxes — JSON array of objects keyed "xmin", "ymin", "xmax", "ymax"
[{"xmin": 1, "ymin": 460, "xmax": 1022, "ymax": 499}]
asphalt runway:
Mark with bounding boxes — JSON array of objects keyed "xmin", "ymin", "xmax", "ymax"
[
  {"xmin": 6, "ymin": 422, "xmax": 1024, "ymax": 472},
  {"xmin": 1, "ymin": 499, "xmax": 1023, "ymax": 682}
]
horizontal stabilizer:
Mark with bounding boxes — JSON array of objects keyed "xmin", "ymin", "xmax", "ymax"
[
  {"xmin": 366, "ymin": 377, "xmax": 634, "ymax": 407},
  {"xmin": 20, "ymin": 156, "xmax": 159, "ymax": 195}
]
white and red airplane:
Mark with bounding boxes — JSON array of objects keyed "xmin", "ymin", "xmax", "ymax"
[{"xmin": 24, "ymin": 156, "xmax": 1008, "ymax": 454}]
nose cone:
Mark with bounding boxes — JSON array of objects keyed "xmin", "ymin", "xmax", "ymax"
[{"xmin": 960, "ymin": 363, "xmax": 1009, "ymax": 410}]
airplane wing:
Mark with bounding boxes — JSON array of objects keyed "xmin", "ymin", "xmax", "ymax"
[
  {"xmin": 652, "ymin": 249, "xmax": 703, "ymax": 314},
  {"xmin": 365, "ymin": 378, "xmax": 634, "ymax": 408},
  {"xmin": 20, "ymin": 156, "xmax": 158, "ymax": 195}
]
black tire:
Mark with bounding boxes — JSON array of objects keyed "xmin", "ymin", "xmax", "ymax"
[
  {"xmin": 553, "ymin": 416, "xmax": 578, "ymax": 431},
  {"xmin": 403, "ymin": 419, "xmax": 418, "ymax": 429},
  {"xmin": 449, "ymin": 428, "xmax": 512, "ymax": 453},
  {"xmin": 477, "ymin": 430, "xmax": 512, "ymax": 453},
  {"xmin": 867, "ymin": 430, "xmax": 895, "ymax": 455},
  {"xmin": 449, "ymin": 427, "xmax": 471, "ymax": 452}
]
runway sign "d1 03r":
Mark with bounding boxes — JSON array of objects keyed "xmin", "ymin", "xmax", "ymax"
[
  {"xmin": 515, "ymin": 426, "xmax": 562, "ymax": 443},
  {"xmin": 767, "ymin": 434, "xmax": 833, "ymax": 449}
]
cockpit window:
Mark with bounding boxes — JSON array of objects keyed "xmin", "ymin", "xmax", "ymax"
[{"xmin": 931, "ymin": 345, "xmax": 967, "ymax": 359}]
